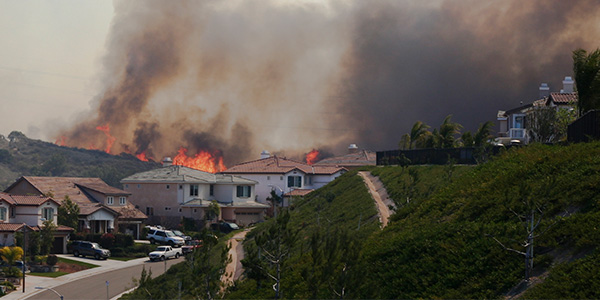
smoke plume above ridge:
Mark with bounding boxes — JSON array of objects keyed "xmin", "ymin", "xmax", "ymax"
[{"xmin": 55, "ymin": 0, "xmax": 600, "ymax": 164}]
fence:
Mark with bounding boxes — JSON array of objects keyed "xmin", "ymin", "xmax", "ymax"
[
  {"xmin": 568, "ymin": 110, "xmax": 600, "ymax": 143},
  {"xmin": 376, "ymin": 146, "xmax": 510, "ymax": 166}
]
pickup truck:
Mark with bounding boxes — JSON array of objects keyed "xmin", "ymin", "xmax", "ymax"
[{"xmin": 149, "ymin": 246, "xmax": 182, "ymax": 261}]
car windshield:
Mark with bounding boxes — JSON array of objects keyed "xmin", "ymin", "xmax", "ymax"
[
  {"xmin": 229, "ymin": 223, "xmax": 240, "ymax": 230},
  {"xmin": 173, "ymin": 230, "xmax": 183, "ymax": 236},
  {"xmin": 157, "ymin": 246, "xmax": 168, "ymax": 251},
  {"xmin": 91, "ymin": 243, "xmax": 101, "ymax": 249},
  {"xmin": 165, "ymin": 231, "xmax": 175, "ymax": 237}
]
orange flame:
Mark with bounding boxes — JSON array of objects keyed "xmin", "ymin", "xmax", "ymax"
[
  {"xmin": 95, "ymin": 124, "xmax": 116, "ymax": 154},
  {"xmin": 172, "ymin": 147, "xmax": 226, "ymax": 173},
  {"xmin": 136, "ymin": 152, "xmax": 150, "ymax": 162},
  {"xmin": 306, "ymin": 149, "xmax": 320, "ymax": 165},
  {"xmin": 55, "ymin": 136, "xmax": 66, "ymax": 146}
]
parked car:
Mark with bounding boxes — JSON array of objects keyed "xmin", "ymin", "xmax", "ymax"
[
  {"xmin": 210, "ymin": 221, "xmax": 240, "ymax": 234},
  {"xmin": 72, "ymin": 241, "xmax": 111, "ymax": 260},
  {"xmin": 149, "ymin": 246, "xmax": 182, "ymax": 261},
  {"xmin": 182, "ymin": 240, "xmax": 202, "ymax": 254},
  {"xmin": 146, "ymin": 228, "xmax": 185, "ymax": 247},
  {"xmin": 172, "ymin": 230, "xmax": 192, "ymax": 241}
]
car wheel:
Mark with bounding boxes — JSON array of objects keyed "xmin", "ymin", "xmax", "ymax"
[
  {"xmin": 150, "ymin": 238, "xmax": 156, "ymax": 244},
  {"xmin": 175, "ymin": 253, "xmax": 180, "ymax": 259},
  {"xmin": 160, "ymin": 256, "xmax": 165, "ymax": 261},
  {"xmin": 95, "ymin": 253, "xmax": 100, "ymax": 260},
  {"xmin": 73, "ymin": 250, "xmax": 79, "ymax": 257}
]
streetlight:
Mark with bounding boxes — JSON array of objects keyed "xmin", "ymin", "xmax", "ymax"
[{"xmin": 35, "ymin": 286, "xmax": 64, "ymax": 300}]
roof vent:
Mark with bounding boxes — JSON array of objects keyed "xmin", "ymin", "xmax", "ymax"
[
  {"xmin": 260, "ymin": 150, "xmax": 271, "ymax": 159},
  {"xmin": 162, "ymin": 157, "xmax": 173, "ymax": 167},
  {"xmin": 562, "ymin": 76, "xmax": 574, "ymax": 93},
  {"xmin": 348, "ymin": 144, "xmax": 359, "ymax": 154},
  {"xmin": 539, "ymin": 83, "xmax": 550, "ymax": 98}
]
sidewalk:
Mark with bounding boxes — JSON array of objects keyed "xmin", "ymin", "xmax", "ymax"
[{"xmin": 3, "ymin": 255, "xmax": 148, "ymax": 300}]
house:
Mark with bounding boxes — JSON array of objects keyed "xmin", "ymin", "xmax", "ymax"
[
  {"xmin": 313, "ymin": 144, "xmax": 376, "ymax": 169},
  {"xmin": 121, "ymin": 162, "xmax": 269, "ymax": 227},
  {"xmin": 0, "ymin": 192, "xmax": 73, "ymax": 253},
  {"xmin": 496, "ymin": 76, "xmax": 577, "ymax": 145},
  {"xmin": 221, "ymin": 152, "xmax": 347, "ymax": 207},
  {"xmin": 4, "ymin": 176, "xmax": 147, "ymax": 239}
]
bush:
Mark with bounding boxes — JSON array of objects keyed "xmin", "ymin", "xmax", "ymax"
[
  {"xmin": 100, "ymin": 233, "xmax": 115, "ymax": 249},
  {"xmin": 110, "ymin": 247, "xmax": 124, "ymax": 256},
  {"xmin": 46, "ymin": 254, "xmax": 58, "ymax": 266},
  {"xmin": 114, "ymin": 233, "xmax": 134, "ymax": 248},
  {"xmin": 0, "ymin": 280, "xmax": 16, "ymax": 290}
]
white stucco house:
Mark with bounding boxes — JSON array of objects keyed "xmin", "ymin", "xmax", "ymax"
[{"xmin": 221, "ymin": 153, "xmax": 347, "ymax": 207}]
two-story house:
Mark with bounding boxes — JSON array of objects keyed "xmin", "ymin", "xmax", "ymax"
[
  {"xmin": 121, "ymin": 163, "xmax": 269, "ymax": 227},
  {"xmin": 4, "ymin": 176, "xmax": 147, "ymax": 239},
  {"xmin": 221, "ymin": 153, "xmax": 347, "ymax": 207},
  {"xmin": 0, "ymin": 192, "xmax": 73, "ymax": 253},
  {"xmin": 497, "ymin": 76, "xmax": 578, "ymax": 145}
]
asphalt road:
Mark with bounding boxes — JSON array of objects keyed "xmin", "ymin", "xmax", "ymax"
[{"xmin": 27, "ymin": 257, "xmax": 184, "ymax": 300}]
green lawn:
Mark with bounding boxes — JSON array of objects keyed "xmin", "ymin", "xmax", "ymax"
[{"xmin": 28, "ymin": 271, "xmax": 69, "ymax": 278}]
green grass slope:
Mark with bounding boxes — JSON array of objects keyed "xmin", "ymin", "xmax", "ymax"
[{"xmin": 359, "ymin": 142, "xmax": 600, "ymax": 299}]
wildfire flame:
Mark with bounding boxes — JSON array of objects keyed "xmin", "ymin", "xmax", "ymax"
[
  {"xmin": 95, "ymin": 124, "xmax": 116, "ymax": 154},
  {"xmin": 136, "ymin": 152, "xmax": 150, "ymax": 162},
  {"xmin": 173, "ymin": 147, "xmax": 226, "ymax": 173},
  {"xmin": 306, "ymin": 149, "xmax": 320, "ymax": 165},
  {"xmin": 55, "ymin": 136, "xmax": 66, "ymax": 146}
]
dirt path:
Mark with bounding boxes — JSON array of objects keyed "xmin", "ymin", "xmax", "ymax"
[
  {"xmin": 221, "ymin": 229, "xmax": 250, "ymax": 288},
  {"xmin": 358, "ymin": 171, "xmax": 395, "ymax": 228}
]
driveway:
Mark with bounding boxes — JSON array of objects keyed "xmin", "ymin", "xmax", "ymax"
[{"xmin": 4, "ymin": 254, "xmax": 159, "ymax": 300}]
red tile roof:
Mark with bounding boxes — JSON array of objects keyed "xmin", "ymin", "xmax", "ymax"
[
  {"xmin": 223, "ymin": 156, "xmax": 345, "ymax": 175},
  {"xmin": 549, "ymin": 92, "xmax": 577, "ymax": 104},
  {"xmin": 0, "ymin": 192, "xmax": 56, "ymax": 206},
  {"xmin": 284, "ymin": 189, "xmax": 314, "ymax": 197},
  {"xmin": 0, "ymin": 223, "xmax": 33, "ymax": 232}
]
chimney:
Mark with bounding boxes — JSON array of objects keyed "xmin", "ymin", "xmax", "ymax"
[
  {"xmin": 348, "ymin": 144, "xmax": 359, "ymax": 154},
  {"xmin": 539, "ymin": 83, "xmax": 550, "ymax": 98},
  {"xmin": 562, "ymin": 76, "xmax": 574, "ymax": 93},
  {"xmin": 260, "ymin": 150, "xmax": 271, "ymax": 159},
  {"xmin": 162, "ymin": 157, "xmax": 173, "ymax": 167}
]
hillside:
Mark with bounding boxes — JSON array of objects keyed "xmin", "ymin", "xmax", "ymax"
[
  {"xmin": 117, "ymin": 142, "xmax": 600, "ymax": 299},
  {"xmin": 0, "ymin": 131, "xmax": 160, "ymax": 189}
]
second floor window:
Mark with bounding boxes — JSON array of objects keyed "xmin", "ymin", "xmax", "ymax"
[
  {"xmin": 107, "ymin": 196, "xmax": 114, "ymax": 205},
  {"xmin": 0, "ymin": 207, "xmax": 6, "ymax": 221},
  {"xmin": 146, "ymin": 207, "xmax": 154, "ymax": 216},
  {"xmin": 190, "ymin": 185, "xmax": 199, "ymax": 197},
  {"xmin": 43, "ymin": 207, "xmax": 54, "ymax": 221},
  {"xmin": 119, "ymin": 197, "xmax": 126, "ymax": 205},
  {"xmin": 288, "ymin": 176, "xmax": 302, "ymax": 188},
  {"xmin": 236, "ymin": 185, "xmax": 251, "ymax": 198}
]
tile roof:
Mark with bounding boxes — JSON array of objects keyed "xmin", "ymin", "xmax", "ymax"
[
  {"xmin": 0, "ymin": 192, "xmax": 56, "ymax": 206},
  {"xmin": 78, "ymin": 204, "xmax": 119, "ymax": 216},
  {"xmin": 223, "ymin": 156, "xmax": 346, "ymax": 175},
  {"xmin": 121, "ymin": 165, "xmax": 257, "ymax": 185},
  {"xmin": 0, "ymin": 223, "xmax": 33, "ymax": 232},
  {"xmin": 181, "ymin": 199, "xmax": 270, "ymax": 209},
  {"xmin": 284, "ymin": 189, "xmax": 314, "ymax": 197},
  {"xmin": 110, "ymin": 203, "xmax": 148, "ymax": 220},
  {"xmin": 313, "ymin": 150, "xmax": 376, "ymax": 167},
  {"xmin": 549, "ymin": 92, "xmax": 577, "ymax": 104}
]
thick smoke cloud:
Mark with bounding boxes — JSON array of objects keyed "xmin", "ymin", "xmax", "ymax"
[{"xmin": 56, "ymin": 0, "xmax": 600, "ymax": 164}]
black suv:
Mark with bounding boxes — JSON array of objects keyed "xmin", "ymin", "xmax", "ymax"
[{"xmin": 71, "ymin": 241, "xmax": 111, "ymax": 260}]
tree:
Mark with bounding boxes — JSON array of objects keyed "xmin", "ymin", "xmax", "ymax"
[
  {"xmin": 0, "ymin": 246, "xmax": 24, "ymax": 277},
  {"xmin": 40, "ymin": 219, "xmax": 57, "ymax": 255},
  {"xmin": 528, "ymin": 106, "xmax": 557, "ymax": 143},
  {"xmin": 573, "ymin": 48, "xmax": 600, "ymax": 116},
  {"xmin": 398, "ymin": 133, "xmax": 411, "ymax": 150},
  {"xmin": 409, "ymin": 121, "xmax": 431, "ymax": 149},
  {"xmin": 205, "ymin": 200, "xmax": 220, "ymax": 222},
  {"xmin": 438, "ymin": 115, "xmax": 463, "ymax": 148},
  {"xmin": 189, "ymin": 230, "xmax": 229, "ymax": 299},
  {"xmin": 58, "ymin": 195, "xmax": 79, "ymax": 231},
  {"xmin": 248, "ymin": 210, "xmax": 297, "ymax": 299},
  {"xmin": 461, "ymin": 131, "xmax": 474, "ymax": 147},
  {"xmin": 473, "ymin": 121, "xmax": 494, "ymax": 147},
  {"xmin": 266, "ymin": 190, "xmax": 283, "ymax": 217}
]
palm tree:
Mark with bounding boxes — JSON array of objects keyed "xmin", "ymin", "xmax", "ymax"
[
  {"xmin": 438, "ymin": 115, "xmax": 463, "ymax": 148},
  {"xmin": 409, "ymin": 121, "xmax": 430, "ymax": 149},
  {"xmin": 0, "ymin": 246, "xmax": 23, "ymax": 265},
  {"xmin": 398, "ymin": 133, "xmax": 411, "ymax": 150},
  {"xmin": 474, "ymin": 121, "xmax": 494, "ymax": 147},
  {"xmin": 573, "ymin": 48, "xmax": 600, "ymax": 116}
]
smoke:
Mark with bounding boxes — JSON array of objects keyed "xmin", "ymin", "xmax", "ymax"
[{"xmin": 55, "ymin": 0, "xmax": 600, "ymax": 164}]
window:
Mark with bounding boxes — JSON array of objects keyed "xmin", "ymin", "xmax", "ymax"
[
  {"xmin": 119, "ymin": 197, "xmax": 126, "ymax": 205},
  {"xmin": 236, "ymin": 186, "xmax": 252, "ymax": 198},
  {"xmin": 178, "ymin": 208, "xmax": 182, "ymax": 213},
  {"xmin": 42, "ymin": 207, "xmax": 54, "ymax": 221},
  {"xmin": 287, "ymin": 176, "xmax": 302, "ymax": 188},
  {"xmin": 280, "ymin": 176, "xmax": 284, "ymax": 181},
  {"xmin": 193, "ymin": 208, "xmax": 197, "ymax": 213},
  {"xmin": 190, "ymin": 185, "xmax": 199, "ymax": 196},
  {"xmin": 107, "ymin": 196, "xmax": 114, "ymax": 205},
  {"xmin": 0, "ymin": 207, "xmax": 6, "ymax": 221},
  {"xmin": 267, "ymin": 176, "xmax": 271, "ymax": 180},
  {"xmin": 514, "ymin": 115, "xmax": 524, "ymax": 128},
  {"xmin": 146, "ymin": 207, "xmax": 154, "ymax": 216},
  {"xmin": 166, "ymin": 184, "xmax": 170, "ymax": 189},
  {"xmin": 137, "ymin": 184, "xmax": 141, "ymax": 189},
  {"xmin": 210, "ymin": 184, "xmax": 214, "ymax": 196},
  {"xmin": 307, "ymin": 176, "xmax": 313, "ymax": 185},
  {"xmin": 125, "ymin": 184, "xmax": 129, "ymax": 189},
  {"xmin": 165, "ymin": 207, "xmax": 171, "ymax": 211}
]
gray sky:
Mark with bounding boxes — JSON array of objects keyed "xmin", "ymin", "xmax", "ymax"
[{"xmin": 0, "ymin": 1, "xmax": 113, "ymax": 140}]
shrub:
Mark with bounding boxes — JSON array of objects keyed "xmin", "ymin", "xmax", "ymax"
[
  {"xmin": 0, "ymin": 280, "xmax": 16, "ymax": 290},
  {"xmin": 46, "ymin": 254, "xmax": 58, "ymax": 266},
  {"xmin": 100, "ymin": 233, "xmax": 115, "ymax": 249},
  {"xmin": 114, "ymin": 233, "xmax": 134, "ymax": 248}
]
